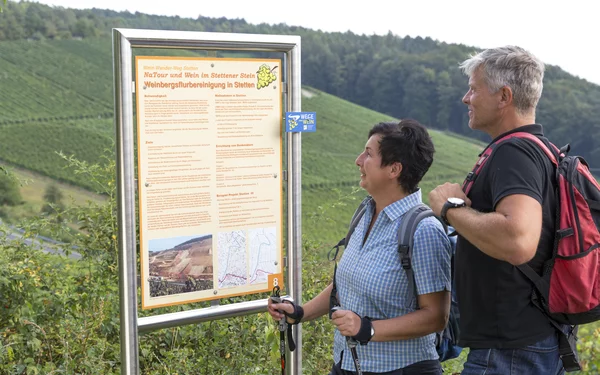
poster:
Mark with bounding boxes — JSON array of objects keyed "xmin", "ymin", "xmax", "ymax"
[{"xmin": 135, "ymin": 56, "xmax": 283, "ymax": 309}]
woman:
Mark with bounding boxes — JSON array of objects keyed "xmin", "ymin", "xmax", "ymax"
[{"xmin": 268, "ymin": 119, "xmax": 452, "ymax": 374}]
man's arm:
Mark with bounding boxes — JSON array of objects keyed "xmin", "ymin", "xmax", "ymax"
[
  {"xmin": 445, "ymin": 193, "xmax": 542, "ymax": 265},
  {"xmin": 430, "ymin": 140, "xmax": 546, "ymax": 266}
]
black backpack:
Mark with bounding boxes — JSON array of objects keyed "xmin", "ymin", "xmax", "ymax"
[{"xmin": 328, "ymin": 196, "xmax": 462, "ymax": 362}]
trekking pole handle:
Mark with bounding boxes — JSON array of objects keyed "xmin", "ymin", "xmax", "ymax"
[
  {"xmin": 330, "ymin": 306, "xmax": 356, "ymax": 345},
  {"xmin": 270, "ymin": 296, "xmax": 288, "ymax": 332}
]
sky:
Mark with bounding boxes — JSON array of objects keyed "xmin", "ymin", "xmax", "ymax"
[{"xmin": 30, "ymin": 0, "xmax": 600, "ymax": 85}]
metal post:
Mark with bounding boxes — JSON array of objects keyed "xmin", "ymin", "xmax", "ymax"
[
  {"xmin": 113, "ymin": 30, "xmax": 140, "ymax": 375},
  {"xmin": 288, "ymin": 42, "xmax": 302, "ymax": 375}
]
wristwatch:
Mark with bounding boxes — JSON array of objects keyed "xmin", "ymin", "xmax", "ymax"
[
  {"xmin": 441, "ymin": 197, "xmax": 466, "ymax": 225},
  {"xmin": 360, "ymin": 319, "xmax": 375, "ymax": 345},
  {"xmin": 354, "ymin": 316, "xmax": 375, "ymax": 345}
]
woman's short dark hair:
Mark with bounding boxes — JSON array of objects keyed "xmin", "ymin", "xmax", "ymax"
[{"xmin": 368, "ymin": 119, "xmax": 435, "ymax": 193}]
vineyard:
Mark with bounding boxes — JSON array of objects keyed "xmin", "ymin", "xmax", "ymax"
[
  {"xmin": 0, "ymin": 40, "xmax": 114, "ymax": 104},
  {"xmin": 0, "ymin": 35, "xmax": 483, "ymax": 207},
  {"xmin": 0, "ymin": 122, "xmax": 112, "ymax": 189}
]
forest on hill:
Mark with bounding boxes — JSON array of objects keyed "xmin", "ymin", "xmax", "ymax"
[{"xmin": 1, "ymin": 0, "xmax": 599, "ymax": 165}]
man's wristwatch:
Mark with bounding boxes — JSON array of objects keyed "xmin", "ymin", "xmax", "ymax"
[{"xmin": 441, "ymin": 197, "xmax": 466, "ymax": 225}]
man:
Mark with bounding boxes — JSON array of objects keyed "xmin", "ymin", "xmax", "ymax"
[
  {"xmin": 429, "ymin": 46, "xmax": 564, "ymax": 374},
  {"xmin": 269, "ymin": 119, "xmax": 452, "ymax": 374}
]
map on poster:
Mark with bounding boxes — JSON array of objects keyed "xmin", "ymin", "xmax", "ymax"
[
  {"xmin": 249, "ymin": 227, "xmax": 278, "ymax": 285},
  {"xmin": 217, "ymin": 230, "xmax": 247, "ymax": 288}
]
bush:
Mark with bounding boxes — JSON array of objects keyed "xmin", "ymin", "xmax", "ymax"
[
  {"xmin": 0, "ymin": 153, "xmax": 599, "ymax": 374},
  {"xmin": 0, "ymin": 167, "xmax": 22, "ymax": 206}
]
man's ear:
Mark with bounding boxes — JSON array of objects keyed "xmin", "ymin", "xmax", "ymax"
[{"xmin": 498, "ymin": 86, "xmax": 513, "ymax": 109}]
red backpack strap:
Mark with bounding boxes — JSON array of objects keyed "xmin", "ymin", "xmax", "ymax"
[
  {"xmin": 507, "ymin": 132, "xmax": 560, "ymax": 166},
  {"xmin": 462, "ymin": 131, "xmax": 560, "ymax": 196}
]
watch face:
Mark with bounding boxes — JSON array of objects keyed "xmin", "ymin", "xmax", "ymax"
[{"xmin": 448, "ymin": 197, "xmax": 464, "ymax": 205}]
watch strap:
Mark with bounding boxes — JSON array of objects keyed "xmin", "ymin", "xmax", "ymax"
[
  {"xmin": 441, "ymin": 201, "xmax": 453, "ymax": 225},
  {"xmin": 441, "ymin": 200, "xmax": 465, "ymax": 226},
  {"xmin": 351, "ymin": 315, "xmax": 373, "ymax": 345}
]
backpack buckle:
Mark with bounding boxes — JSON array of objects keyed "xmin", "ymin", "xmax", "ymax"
[
  {"xmin": 398, "ymin": 244, "xmax": 411, "ymax": 269},
  {"xmin": 401, "ymin": 258, "xmax": 411, "ymax": 269},
  {"xmin": 560, "ymin": 352, "xmax": 581, "ymax": 372}
]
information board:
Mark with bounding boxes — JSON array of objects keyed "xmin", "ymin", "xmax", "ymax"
[{"xmin": 135, "ymin": 56, "xmax": 283, "ymax": 309}]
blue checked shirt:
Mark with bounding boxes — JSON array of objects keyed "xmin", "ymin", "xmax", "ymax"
[{"xmin": 333, "ymin": 189, "xmax": 452, "ymax": 372}]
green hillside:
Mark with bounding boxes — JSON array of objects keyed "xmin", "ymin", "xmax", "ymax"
[
  {"xmin": 0, "ymin": 121, "xmax": 112, "ymax": 190},
  {"xmin": 0, "ymin": 40, "xmax": 114, "ymax": 121},
  {"xmin": 301, "ymin": 88, "xmax": 481, "ymax": 245},
  {"xmin": 2, "ymin": 2, "xmax": 599, "ymax": 166}
]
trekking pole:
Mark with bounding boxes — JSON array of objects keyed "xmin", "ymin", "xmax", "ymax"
[
  {"xmin": 331, "ymin": 306, "xmax": 363, "ymax": 375},
  {"xmin": 271, "ymin": 286, "xmax": 287, "ymax": 375}
]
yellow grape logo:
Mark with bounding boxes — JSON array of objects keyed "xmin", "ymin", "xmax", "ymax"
[
  {"xmin": 257, "ymin": 64, "xmax": 277, "ymax": 89},
  {"xmin": 288, "ymin": 115, "xmax": 299, "ymax": 130}
]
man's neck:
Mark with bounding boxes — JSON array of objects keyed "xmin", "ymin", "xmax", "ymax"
[{"xmin": 489, "ymin": 111, "xmax": 536, "ymax": 139}]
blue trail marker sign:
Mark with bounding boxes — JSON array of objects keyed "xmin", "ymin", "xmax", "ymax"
[{"xmin": 285, "ymin": 112, "xmax": 316, "ymax": 132}]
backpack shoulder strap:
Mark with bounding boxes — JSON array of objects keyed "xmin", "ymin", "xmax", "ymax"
[
  {"xmin": 329, "ymin": 195, "xmax": 371, "ymax": 317},
  {"xmin": 462, "ymin": 132, "xmax": 562, "ymax": 196},
  {"xmin": 508, "ymin": 132, "xmax": 561, "ymax": 166},
  {"xmin": 343, "ymin": 195, "xmax": 371, "ymax": 248},
  {"xmin": 397, "ymin": 203, "xmax": 441, "ymax": 308}
]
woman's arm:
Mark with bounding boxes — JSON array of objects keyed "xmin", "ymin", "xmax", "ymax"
[
  {"xmin": 267, "ymin": 282, "xmax": 333, "ymax": 323},
  {"xmin": 332, "ymin": 290, "xmax": 450, "ymax": 341}
]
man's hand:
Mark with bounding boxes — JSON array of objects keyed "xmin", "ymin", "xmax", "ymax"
[
  {"xmin": 331, "ymin": 309, "xmax": 361, "ymax": 337},
  {"xmin": 429, "ymin": 182, "xmax": 470, "ymax": 217}
]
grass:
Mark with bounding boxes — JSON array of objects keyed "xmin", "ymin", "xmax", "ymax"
[{"xmin": 1, "ymin": 162, "xmax": 105, "ymax": 209}]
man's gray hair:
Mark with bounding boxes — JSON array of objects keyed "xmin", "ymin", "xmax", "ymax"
[{"xmin": 459, "ymin": 46, "xmax": 545, "ymax": 114}]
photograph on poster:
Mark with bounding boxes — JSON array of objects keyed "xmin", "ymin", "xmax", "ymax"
[{"xmin": 147, "ymin": 234, "xmax": 214, "ymax": 297}]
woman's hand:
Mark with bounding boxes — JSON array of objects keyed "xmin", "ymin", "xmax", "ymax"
[
  {"xmin": 267, "ymin": 298, "xmax": 296, "ymax": 324},
  {"xmin": 331, "ymin": 309, "xmax": 361, "ymax": 337}
]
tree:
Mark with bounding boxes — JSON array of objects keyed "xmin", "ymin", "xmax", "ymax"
[
  {"xmin": 0, "ymin": 170, "xmax": 22, "ymax": 206},
  {"xmin": 41, "ymin": 183, "xmax": 65, "ymax": 220}
]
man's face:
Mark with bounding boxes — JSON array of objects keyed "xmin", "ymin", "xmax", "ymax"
[
  {"xmin": 355, "ymin": 134, "xmax": 393, "ymax": 194},
  {"xmin": 462, "ymin": 67, "xmax": 502, "ymax": 132}
]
